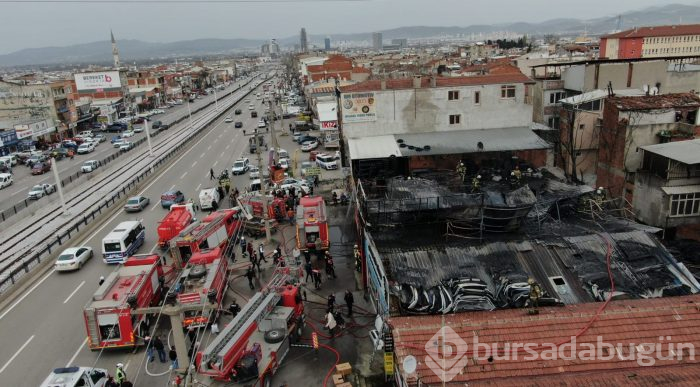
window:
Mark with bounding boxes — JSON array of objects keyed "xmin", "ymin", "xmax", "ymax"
[
  {"xmin": 579, "ymin": 124, "xmax": 585, "ymax": 130},
  {"xmin": 474, "ymin": 91, "xmax": 480, "ymax": 104},
  {"xmin": 449, "ymin": 114, "xmax": 461, "ymax": 125},
  {"xmin": 448, "ymin": 90, "xmax": 459, "ymax": 100},
  {"xmin": 501, "ymin": 85, "xmax": 516, "ymax": 99},
  {"xmin": 549, "ymin": 91, "xmax": 565, "ymax": 104},
  {"xmin": 547, "ymin": 116, "xmax": 560, "ymax": 129},
  {"xmin": 670, "ymin": 192, "xmax": 700, "ymax": 217}
]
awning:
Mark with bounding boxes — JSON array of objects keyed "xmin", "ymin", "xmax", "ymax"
[
  {"xmin": 347, "ymin": 127, "xmax": 551, "ymax": 160},
  {"xmin": 129, "ymin": 86, "xmax": 157, "ymax": 95},
  {"xmin": 91, "ymin": 98, "xmax": 123, "ymax": 106},
  {"xmin": 662, "ymin": 185, "xmax": 700, "ymax": 195},
  {"xmin": 641, "ymin": 139, "xmax": 700, "ymax": 165}
]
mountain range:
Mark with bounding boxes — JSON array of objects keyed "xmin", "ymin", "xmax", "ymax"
[{"xmin": 2, "ymin": 3, "xmax": 700, "ymax": 67}]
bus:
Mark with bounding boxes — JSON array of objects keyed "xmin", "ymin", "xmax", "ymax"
[{"xmin": 101, "ymin": 220, "xmax": 146, "ymax": 264}]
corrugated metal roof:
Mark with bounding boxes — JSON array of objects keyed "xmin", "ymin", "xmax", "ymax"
[
  {"xmin": 347, "ymin": 127, "xmax": 551, "ymax": 160},
  {"xmin": 662, "ymin": 185, "xmax": 700, "ymax": 195},
  {"xmin": 559, "ymin": 89, "xmax": 644, "ymax": 105},
  {"xmin": 641, "ymin": 139, "xmax": 700, "ymax": 165}
]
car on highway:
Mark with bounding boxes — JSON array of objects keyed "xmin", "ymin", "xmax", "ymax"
[
  {"xmin": 107, "ymin": 123, "xmax": 127, "ymax": 132},
  {"xmin": 81, "ymin": 160, "xmax": 99, "ymax": 173},
  {"xmin": 77, "ymin": 142, "xmax": 95, "ymax": 154},
  {"xmin": 111, "ymin": 135, "xmax": 122, "ymax": 144},
  {"xmin": 54, "ymin": 246, "xmax": 93, "ymax": 271},
  {"xmin": 62, "ymin": 140, "xmax": 79, "ymax": 151},
  {"xmin": 301, "ymin": 140, "xmax": 319, "ymax": 152},
  {"xmin": 234, "ymin": 109, "xmax": 242, "ymax": 115},
  {"xmin": 93, "ymin": 134, "xmax": 107, "ymax": 142},
  {"xmin": 151, "ymin": 121, "xmax": 164, "ymax": 129},
  {"xmin": 122, "ymin": 130, "xmax": 135, "ymax": 138},
  {"xmin": 251, "ymin": 111, "xmax": 258, "ymax": 118},
  {"xmin": 119, "ymin": 142, "xmax": 134, "ymax": 151},
  {"xmin": 124, "ymin": 195, "xmax": 150, "ymax": 212},
  {"xmin": 257, "ymin": 120, "xmax": 266, "ymax": 128},
  {"xmin": 316, "ymin": 153, "xmax": 338, "ymax": 170},
  {"xmin": 112, "ymin": 139, "xmax": 125, "ymax": 148},
  {"xmin": 225, "ymin": 116, "xmax": 233, "ymax": 123},
  {"xmin": 160, "ymin": 190, "xmax": 185, "ymax": 209},
  {"xmin": 27, "ymin": 183, "xmax": 55, "ymax": 200},
  {"xmin": 25, "ymin": 154, "xmax": 46, "ymax": 167},
  {"xmin": 133, "ymin": 124, "xmax": 145, "ymax": 133},
  {"xmin": 248, "ymin": 104, "xmax": 255, "ymax": 110},
  {"xmin": 234, "ymin": 121, "xmax": 243, "ymax": 128},
  {"xmin": 232, "ymin": 158, "xmax": 250, "ymax": 175},
  {"xmin": 0, "ymin": 173, "xmax": 13, "ymax": 189},
  {"xmin": 151, "ymin": 109, "xmax": 165, "ymax": 114},
  {"xmin": 31, "ymin": 161, "xmax": 51, "ymax": 175}
]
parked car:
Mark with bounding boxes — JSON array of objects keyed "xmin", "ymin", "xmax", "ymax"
[
  {"xmin": 292, "ymin": 132, "xmax": 302, "ymax": 142},
  {"xmin": 225, "ymin": 116, "xmax": 233, "ymax": 123},
  {"xmin": 122, "ymin": 130, "xmax": 135, "ymax": 138},
  {"xmin": 300, "ymin": 161, "xmax": 315, "ymax": 178},
  {"xmin": 278, "ymin": 158, "xmax": 289, "ymax": 171},
  {"xmin": 234, "ymin": 121, "xmax": 243, "ymax": 128},
  {"xmin": 119, "ymin": 142, "xmax": 134, "ymax": 151},
  {"xmin": 31, "ymin": 162, "xmax": 51, "ymax": 175},
  {"xmin": 133, "ymin": 124, "xmax": 145, "ymax": 133},
  {"xmin": 49, "ymin": 147, "xmax": 70, "ymax": 160},
  {"xmin": 62, "ymin": 140, "xmax": 79, "ymax": 150},
  {"xmin": 160, "ymin": 190, "xmax": 185, "ymax": 209},
  {"xmin": 231, "ymin": 158, "xmax": 250, "ymax": 175},
  {"xmin": 251, "ymin": 111, "xmax": 258, "ymax": 118},
  {"xmin": 77, "ymin": 143, "xmax": 95, "ymax": 154},
  {"xmin": 151, "ymin": 121, "xmax": 164, "ymax": 129},
  {"xmin": 124, "ymin": 195, "xmax": 149, "ymax": 212},
  {"xmin": 278, "ymin": 178, "xmax": 311, "ymax": 195},
  {"xmin": 297, "ymin": 135, "xmax": 318, "ymax": 144},
  {"xmin": 107, "ymin": 123, "xmax": 127, "ymax": 132},
  {"xmin": 94, "ymin": 134, "xmax": 107, "ymax": 142},
  {"xmin": 248, "ymin": 104, "xmax": 255, "ymax": 110},
  {"xmin": 316, "ymin": 154, "xmax": 338, "ymax": 170},
  {"xmin": 81, "ymin": 160, "xmax": 99, "ymax": 173},
  {"xmin": 301, "ymin": 140, "xmax": 319, "ymax": 152},
  {"xmin": 234, "ymin": 109, "xmax": 242, "ymax": 115},
  {"xmin": 55, "ymin": 246, "xmax": 93, "ymax": 271},
  {"xmin": 0, "ymin": 173, "xmax": 12, "ymax": 189},
  {"xmin": 27, "ymin": 183, "xmax": 55, "ymax": 200}
]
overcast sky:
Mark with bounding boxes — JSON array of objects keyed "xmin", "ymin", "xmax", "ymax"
[{"xmin": 0, "ymin": 0, "xmax": 694, "ymax": 54}]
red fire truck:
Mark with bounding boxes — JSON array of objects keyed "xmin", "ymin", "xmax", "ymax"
[
  {"xmin": 83, "ymin": 254, "xmax": 173, "ymax": 350},
  {"xmin": 295, "ymin": 196, "xmax": 330, "ymax": 252},
  {"xmin": 157, "ymin": 203, "xmax": 195, "ymax": 248},
  {"xmin": 169, "ymin": 208, "xmax": 241, "ymax": 268},
  {"xmin": 196, "ymin": 268, "xmax": 305, "ymax": 384},
  {"xmin": 238, "ymin": 193, "xmax": 286, "ymax": 220},
  {"xmin": 172, "ymin": 245, "xmax": 229, "ymax": 329}
]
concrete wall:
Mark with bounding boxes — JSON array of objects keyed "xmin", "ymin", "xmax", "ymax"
[
  {"xmin": 342, "ymin": 83, "xmax": 533, "ymax": 138},
  {"xmin": 633, "ymin": 172, "xmax": 668, "ymax": 226},
  {"xmin": 531, "ymin": 80, "xmax": 545, "ymax": 124},
  {"xmin": 562, "ymin": 65, "xmax": 585, "ymax": 91}
]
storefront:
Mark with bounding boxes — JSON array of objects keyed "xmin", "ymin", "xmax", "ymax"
[{"xmin": 0, "ymin": 130, "xmax": 19, "ymax": 156}]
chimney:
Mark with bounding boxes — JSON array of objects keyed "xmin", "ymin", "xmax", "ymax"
[
  {"xmin": 430, "ymin": 75, "xmax": 437, "ymax": 88},
  {"xmin": 413, "ymin": 75, "xmax": 422, "ymax": 89},
  {"xmin": 380, "ymin": 79, "xmax": 387, "ymax": 90}
]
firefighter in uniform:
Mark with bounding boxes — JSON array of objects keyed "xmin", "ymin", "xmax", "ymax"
[
  {"xmin": 528, "ymin": 278, "xmax": 542, "ymax": 314},
  {"xmin": 456, "ymin": 162, "xmax": 467, "ymax": 182},
  {"xmin": 471, "ymin": 175, "xmax": 481, "ymax": 193},
  {"xmin": 353, "ymin": 244, "xmax": 361, "ymax": 272},
  {"xmin": 115, "ymin": 363, "xmax": 127, "ymax": 386}
]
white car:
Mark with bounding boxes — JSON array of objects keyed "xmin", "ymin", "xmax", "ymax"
[
  {"xmin": 112, "ymin": 139, "xmax": 125, "ymax": 148},
  {"xmin": 232, "ymin": 158, "xmax": 250, "ymax": 175},
  {"xmin": 278, "ymin": 178, "xmax": 310, "ymax": 194},
  {"xmin": 248, "ymin": 165, "xmax": 260, "ymax": 179},
  {"xmin": 248, "ymin": 104, "xmax": 255, "ymax": 110},
  {"xmin": 76, "ymin": 143, "xmax": 94, "ymax": 154},
  {"xmin": 55, "ymin": 246, "xmax": 93, "ymax": 271},
  {"xmin": 27, "ymin": 183, "xmax": 55, "ymax": 200},
  {"xmin": 279, "ymin": 158, "xmax": 289, "ymax": 171},
  {"xmin": 316, "ymin": 154, "xmax": 338, "ymax": 170},
  {"xmin": 257, "ymin": 120, "xmax": 266, "ymax": 128},
  {"xmin": 133, "ymin": 124, "xmax": 144, "ymax": 133},
  {"xmin": 81, "ymin": 160, "xmax": 99, "ymax": 173},
  {"xmin": 225, "ymin": 116, "xmax": 233, "ymax": 123},
  {"xmin": 120, "ymin": 142, "xmax": 134, "ymax": 151},
  {"xmin": 301, "ymin": 140, "xmax": 319, "ymax": 152},
  {"xmin": 122, "ymin": 130, "xmax": 135, "ymax": 138}
]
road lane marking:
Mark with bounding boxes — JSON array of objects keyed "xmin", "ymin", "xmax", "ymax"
[
  {"xmin": 11, "ymin": 188, "xmax": 25, "ymax": 195},
  {"xmin": 150, "ymin": 200, "xmax": 161, "ymax": 211},
  {"xmin": 180, "ymin": 171, "xmax": 188, "ymax": 179},
  {"xmin": 199, "ymin": 154, "xmax": 205, "ymax": 159},
  {"xmin": 149, "ymin": 243, "xmax": 160, "ymax": 254},
  {"xmin": 0, "ymin": 269, "xmax": 54, "ymax": 321},
  {"xmin": 66, "ymin": 337, "xmax": 88, "ymax": 367},
  {"xmin": 63, "ymin": 280, "xmax": 85, "ymax": 304},
  {"xmin": 195, "ymin": 183, "xmax": 201, "ymax": 191},
  {"xmin": 213, "ymin": 160, "xmax": 218, "ymax": 167},
  {"xmin": 0, "ymin": 335, "xmax": 34, "ymax": 373},
  {"xmin": 192, "ymin": 161, "xmax": 198, "ymax": 167},
  {"xmin": 225, "ymin": 144, "xmax": 230, "ymax": 150},
  {"xmin": 207, "ymin": 145, "xmax": 212, "ymax": 151},
  {"xmin": 124, "ymin": 360, "xmax": 131, "ymax": 371}
]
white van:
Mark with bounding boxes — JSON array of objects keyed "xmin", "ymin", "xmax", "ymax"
[
  {"xmin": 199, "ymin": 187, "xmax": 221, "ymax": 210},
  {"xmin": 79, "ymin": 130, "xmax": 93, "ymax": 138},
  {"xmin": 0, "ymin": 155, "xmax": 18, "ymax": 166},
  {"xmin": 40, "ymin": 366, "xmax": 109, "ymax": 387},
  {"xmin": 0, "ymin": 173, "xmax": 13, "ymax": 189}
]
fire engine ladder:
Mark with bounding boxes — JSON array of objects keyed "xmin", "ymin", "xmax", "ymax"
[
  {"xmin": 200, "ymin": 291, "xmax": 281, "ymax": 364},
  {"xmin": 191, "ymin": 213, "xmax": 226, "ymax": 240},
  {"xmin": 84, "ymin": 307, "xmax": 100, "ymax": 344}
]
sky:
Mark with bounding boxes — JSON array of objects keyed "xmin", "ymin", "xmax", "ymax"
[{"xmin": 0, "ymin": 0, "xmax": 695, "ymax": 54}]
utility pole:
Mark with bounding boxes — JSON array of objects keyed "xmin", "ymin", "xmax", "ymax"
[
  {"xmin": 247, "ymin": 127, "xmax": 272, "ymax": 243},
  {"xmin": 51, "ymin": 158, "xmax": 69, "ymax": 216},
  {"xmin": 144, "ymin": 115, "xmax": 154, "ymax": 157},
  {"xmin": 268, "ymin": 100, "xmax": 280, "ymax": 165}
]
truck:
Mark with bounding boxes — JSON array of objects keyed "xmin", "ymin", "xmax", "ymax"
[
  {"xmin": 295, "ymin": 196, "xmax": 330, "ymax": 253},
  {"xmin": 169, "ymin": 208, "xmax": 241, "ymax": 267},
  {"xmin": 199, "ymin": 187, "xmax": 221, "ymax": 210},
  {"xmin": 196, "ymin": 268, "xmax": 305, "ymax": 385},
  {"xmin": 157, "ymin": 203, "xmax": 196, "ymax": 248},
  {"xmin": 172, "ymin": 247, "xmax": 229, "ymax": 329},
  {"xmin": 83, "ymin": 255, "xmax": 174, "ymax": 350}
]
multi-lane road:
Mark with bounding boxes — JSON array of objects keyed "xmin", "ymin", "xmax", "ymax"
[
  {"xmin": 0, "ymin": 79, "xmax": 277, "ymax": 386},
  {"xmin": 0, "ymin": 80, "xmax": 250, "ymax": 218}
]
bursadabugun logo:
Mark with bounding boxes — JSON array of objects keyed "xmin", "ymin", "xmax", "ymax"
[
  {"xmin": 105, "ymin": 75, "xmax": 112, "ymax": 83},
  {"xmin": 424, "ymin": 326, "xmax": 469, "ymax": 382}
]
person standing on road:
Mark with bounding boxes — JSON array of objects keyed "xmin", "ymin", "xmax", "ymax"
[
  {"xmin": 344, "ymin": 290, "xmax": 354, "ymax": 317},
  {"xmin": 287, "ymin": 208, "xmax": 295, "ymax": 225},
  {"xmin": 313, "ymin": 269, "xmax": 322, "ymax": 289},
  {"xmin": 169, "ymin": 346, "xmax": 179, "ymax": 370},
  {"xmin": 325, "ymin": 309, "xmax": 337, "ymax": 338},
  {"xmin": 240, "ymin": 237, "xmax": 247, "ymax": 257},
  {"xmin": 98, "ymin": 275, "xmax": 105, "ymax": 286},
  {"xmin": 210, "ymin": 168, "xmax": 215, "ymax": 180},
  {"xmin": 115, "ymin": 363, "xmax": 126, "ymax": 386},
  {"xmin": 258, "ymin": 244, "xmax": 267, "ymax": 263},
  {"xmin": 246, "ymin": 242, "xmax": 254, "ymax": 261},
  {"xmin": 304, "ymin": 262, "xmax": 313, "ymax": 283},
  {"xmin": 144, "ymin": 336, "xmax": 154, "ymax": 362},
  {"xmin": 327, "ymin": 293, "xmax": 336, "ymax": 312},
  {"xmin": 246, "ymin": 265, "xmax": 256, "ymax": 289},
  {"xmin": 153, "ymin": 335, "xmax": 166, "ymax": 363}
]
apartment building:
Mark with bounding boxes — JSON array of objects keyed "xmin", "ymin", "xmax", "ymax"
[{"xmin": 601, "ymin": 24, "xmax": 700, "ymax": 59}]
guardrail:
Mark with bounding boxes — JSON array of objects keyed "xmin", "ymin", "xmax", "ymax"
[
  {"xmin": 0, "ymin": 75, "xmax": 270, "ymax": 294},
  {"xmin": 0, "ymin": 81, "xmax": 250, "ymax": 224}
]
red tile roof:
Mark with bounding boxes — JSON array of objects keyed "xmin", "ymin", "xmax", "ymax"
[
  {"xmin": 609, "ymin": 93, "xmax": 700, "ymax": 110},
  {"xmin": 602, "ymin": 24, "xmax": 700, "ymax": 39},
  {"xmin": 340, "ymin": 73, "xmax": 532, "ymax": 93},
  {"xmin": 352, "ymin": 67, "xmax": 371, "ymax": 74},
  {"xmin": 308, "ymin": 62, "xmax": 353, "ymax": 73},
  {"xmin": 390, "ymin": 295, "xmax": 700, "ymax": 386}
]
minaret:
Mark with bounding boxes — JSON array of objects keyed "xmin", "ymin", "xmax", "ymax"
[{"xmin": 111, "ymin": 30, "xmax": 121, "ymax": 69}]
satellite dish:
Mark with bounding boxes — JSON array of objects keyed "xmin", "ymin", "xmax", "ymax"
[{"xmin": 403, "ymin": 355, "xmax": 417, "ymax": 374}]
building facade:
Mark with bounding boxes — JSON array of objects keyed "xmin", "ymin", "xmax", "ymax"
[
  {"xmin": 300, "ymin": 28, "xmax": 308, "ymax": 53},
  {"xmin": 372, "ymin": 32, "xmax": 383, "ymax": 51},
  {"xmin": 600, "ymin": 24, "xmax": 700, "ymax": 59}
]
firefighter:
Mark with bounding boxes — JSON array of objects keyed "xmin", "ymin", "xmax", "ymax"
[
  {"xmin": 513, "ymin": 166, "xmax": 522, "ymax": 182},
  {"xmin": 325, "ymin": 251, "xmax": 336, "ymax": 279},
  {"xmin": 457, "ymin": 162, "xmax": 467, "ymax": 182},
  {"xmin": 528, "ymin": 278, "xmax": 542, "ymax": 314},
  {"xmin": 353, "ymin": 244, "xmax": 361, "ymax": 272},
  {"xmin": 228, "ymin": 300, "xmax": 241, "ymax": 318},
  {"xmin": 471, "ymin": 175, "xmax": 481, "ymax": 193},
  {"xmin": 258, "ymin": 243, "xmax": 268, "ymax": 263},
  {"xmin": 312, "ymin": 269, "xmax": 322, "ymax": 289},
  {"xmin": 115, "ymin": 363, "xmax": 127, "ymax": 386},
  {"xmin": 327, "ymin": 293, "xmax": 336, "ymax": 311},
  {"xmin": 240, "ymin": 237, "xmax": 247, "ymax": 256},
  {"xmin": 245, "ymin": 265, "xmax": 255, "ymax": 289},
  {"xmin": 98, "ymin": 275, "xmax": 105, "ymax": 286},
  {"xmin": 344, "ymin": 290, "xmax": 354, "ymax": 317}
]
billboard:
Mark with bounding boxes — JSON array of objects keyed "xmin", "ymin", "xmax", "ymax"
[
  {"xmin": 74, "ymin": 71, "xmax": 122, "ymax": 92},
  {"xmin": 341, "ymin": 92, "xmax": 376, "ymax": 123}
]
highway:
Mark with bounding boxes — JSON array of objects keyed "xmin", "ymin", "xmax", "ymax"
[
  {"xmin": 0, "ymin": 79, "xmax": 279, "ymax": 386},
  {"xmin": 0, "ymin": 79, "xmax": 250, "ymax": 220}
]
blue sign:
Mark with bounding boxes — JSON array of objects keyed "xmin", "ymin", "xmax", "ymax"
[{"xmin": 0, "ymin": 130, "xmax": 18, "ymax": 147}]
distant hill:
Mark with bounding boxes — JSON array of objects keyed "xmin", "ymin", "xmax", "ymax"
[{"xmin": 3, "ymin": 3, "xmax": 700, "ymax": 67}]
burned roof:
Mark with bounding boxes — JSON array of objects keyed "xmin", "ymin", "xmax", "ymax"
[{"xmin": 607, "ymin": 93, "xmax": 700, "ymax": 111}]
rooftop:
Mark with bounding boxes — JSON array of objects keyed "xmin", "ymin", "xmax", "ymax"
[
  {"xmin": 390, "ymin": 295, "xmax": 700, "ymax": 386},
  {"xmin": 608, "ymin": 93, "xmax": 700, "ymax": 110},
  {"xmin": 602, "ymin": 24, "xmax": 700, "ymax": 39},
  {"xmin": 559, "ymin": 89, "xmax": 645, "ymax": 105},
  {"xmin": 340, "ymin": 72, "xmax": 532, "ymax": 93},
  {"xmin": 640, "ymin": 139, "xmax": 700, "ymax": 165}
]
